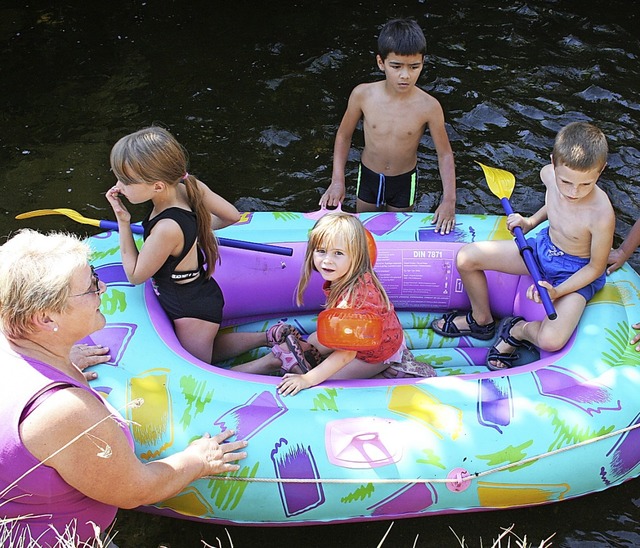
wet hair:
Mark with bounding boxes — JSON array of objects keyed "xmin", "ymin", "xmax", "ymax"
[
  {"xmin": 378, "ymin": 17, "xmax": 427, "ymax": 59},
  {"xmin": 110, "ymin": 126, "xmax": 219, "ymax": 276},
  {"xmin": 0, "ymin": 229, "xmax": 91, "ymax": 339},
  {"xmin": 552, "ymin": 122, "xmax": 608, "ymax": 171},
  {"xmin": 296, "ymin": 212, "xmax": 391, "ymax": 311}
]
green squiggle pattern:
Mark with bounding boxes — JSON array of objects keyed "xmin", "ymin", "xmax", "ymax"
[{"xmin": 537, "ymin": 403, "xmax": 615, "ymax": 451}]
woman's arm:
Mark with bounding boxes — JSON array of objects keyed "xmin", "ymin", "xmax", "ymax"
[{"xmin": 20, "ymin": 387, "xmax": 248, "ymax": 508}]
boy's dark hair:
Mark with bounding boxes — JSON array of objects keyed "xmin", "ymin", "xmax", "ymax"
[
  {"xmin": 378, "ymin": 18, "xmax": 427, "ymax": 59},
  {"xmin": 552, "ymin": 122, "xmax": 608, "ymax": 171}
]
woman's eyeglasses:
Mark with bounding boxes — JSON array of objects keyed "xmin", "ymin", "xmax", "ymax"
[{"xmin": 70, "ymin": 266, "xmax": 102, "ymax": 297}]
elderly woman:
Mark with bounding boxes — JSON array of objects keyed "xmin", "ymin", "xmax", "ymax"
[{"xmin": 0, "ymin": 229, "xmax": 248, "ymax": 546}]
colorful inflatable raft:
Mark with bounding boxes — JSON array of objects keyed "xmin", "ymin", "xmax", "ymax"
[{"xmin": 84, "ymin": 211, "xmax": 640, "ymax": 526}]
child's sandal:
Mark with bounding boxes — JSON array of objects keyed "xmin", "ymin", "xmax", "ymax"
[
  {"xmin": 486, "ymin": 316, "xmax": 539, "ymax": 370},
  {"xmin": 431, "ymin": 310, "xmax": 496, "ymax": 340},
  {"xmin": 266, "ymin": 322, "xmax": 302, "ymax": 347},
  {"xmin": 381, "ymin": 348, "xmax": 437, "ymax": 379},
  {"xmin": 271, "ymin": 335, "xmax": 322, "ymax": 375}
]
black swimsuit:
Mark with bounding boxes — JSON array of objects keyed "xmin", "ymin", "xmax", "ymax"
[
  {"xmin": 143, "ymin": 207, "xmax": 224, "ymax": 323},
  {"xmin": 356, "ymin": 162, "xmax": 418, "ymax": 209}
]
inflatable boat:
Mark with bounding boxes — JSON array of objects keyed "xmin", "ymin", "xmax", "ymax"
[{"xmin": 84, "ymin": 210, "xmax": 640, "ymax": 526}]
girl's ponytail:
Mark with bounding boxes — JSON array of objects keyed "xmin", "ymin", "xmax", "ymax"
[{"xmin": 183, "ymin": 173, "xmax": 219, "ymax": 277}]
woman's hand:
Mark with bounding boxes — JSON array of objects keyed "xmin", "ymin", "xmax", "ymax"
[
  {"xmin": 186, "ymin": 430, "xmax": 248, "ymax": 476},
  {"xmin": 70, "ymin": 344, "xmax": 111, "ymax": 380}
]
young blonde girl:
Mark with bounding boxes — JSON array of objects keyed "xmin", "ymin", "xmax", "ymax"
[
  {"xmin": 106, "ymin": 126, "xmax": 294, "ymax": 363},
  {"xmin": 276, "ymin": 212, "xmax": 434, "ymax": 396}
]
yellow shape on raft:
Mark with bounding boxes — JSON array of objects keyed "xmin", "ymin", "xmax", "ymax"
[
  {"xmin": 477, "ymin": 481, "xmax": 570, "ymax": 507},
  {"xmin": 387, "ymin": 385, "xmax": 463, "ymax": 440},
  {"xmin": 156, "ymin": 485, "xmax": 215, "ymax": 518},
  {"xmin": 127, "ymin": 369, "xmax": 174, "ymax": 460},
  {"xmin": 488, "ymin": 216, "xmax": 513, "ymax": 241}
]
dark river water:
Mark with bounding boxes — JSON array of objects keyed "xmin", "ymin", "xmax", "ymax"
[{"xmin": 2, "ymin": 1, "xmax": 640, "ymax": 546}]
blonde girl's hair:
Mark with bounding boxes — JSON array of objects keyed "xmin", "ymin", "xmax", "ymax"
[
  {"xmin": 0, "ymin": 229, "xmax": 91, "ymax": 340},
  {"xmin": 295, "ymin": 212, "xmax": 391, "ymax": 310},
  {"xmin": 110, "ymin": 126, "xmax": 220, "ymax": 277}
]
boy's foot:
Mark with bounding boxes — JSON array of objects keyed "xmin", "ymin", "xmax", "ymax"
[
  {"xmin": 266, "ymin": 322, "xmax": 302, "ymax": 347},
  {"xmin": 271, "ymin": 335, "xmax": 322, "ymax": 375},
  {"xmin": 431, "ymin": 311, "xmax": 496, "ymax": 340},
  {"xmin": 486, "ymin": 316, "xmax": 539, "ymax": 370}
]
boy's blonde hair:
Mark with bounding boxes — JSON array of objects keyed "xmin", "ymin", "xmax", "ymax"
[
  {"xmin": 296, "ymin": 212, "xmax": 391, "ymax": 310},
  {"xmin": 110, "ymin": 126, "xmax": 220, "ymax": 276},
  {"xmin": 552, "ymin": 122, "xmax": 608, "ymax": 171},
  {"xmin": 0, "ymin": 229, "xmax": 91, "ymax": 339}
]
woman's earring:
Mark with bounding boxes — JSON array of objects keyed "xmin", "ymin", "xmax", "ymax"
[{"xmin": 53, "ymin": 325, "xmax": 59, "ymax": 332}]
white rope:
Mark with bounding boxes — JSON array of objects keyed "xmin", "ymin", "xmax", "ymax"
[{"xmin": 212, "ymin": 421, "xmax": 640, "ymax": 485}]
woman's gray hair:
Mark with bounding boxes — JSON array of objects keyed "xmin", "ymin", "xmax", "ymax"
[{"xmin": 0, "ymin": 229, "xmax": 91, "ymax": 339}]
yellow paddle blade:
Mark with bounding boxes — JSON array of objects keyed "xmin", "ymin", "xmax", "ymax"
[
  {"xmin": 15, "ymin": 208, "xmax": 101, "ymax": 228},
  {"xmin": 476, "ymin": 161, "xmax": 515, "ymax": 200}
]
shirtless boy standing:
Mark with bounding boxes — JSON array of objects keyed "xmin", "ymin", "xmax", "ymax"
[
  {"xmin": 319, "ymin": 17, "xmax": 457, "ymax": 234},
  {"xmin": 432, "ymin": 122, "xmax": 614, "ymax": 369}
]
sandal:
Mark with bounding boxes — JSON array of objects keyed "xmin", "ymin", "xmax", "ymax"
[
  {"xmin": 266, "ymin": 322, "xmax": 302, "ymax": 347},
  {"xmin": 271, "ymin": 334, "xmax": 322, "ymax": 375},
  {"xmin": 486, "ymin": 316, "xmax": 539, "ymax": 371},
  {"xmin": 381, "ymin": 349, "xmax": 437, "ymax": 379},
  {"xmin": 431, "ymin": 311, "xmax": 496, "ymax": 341}
]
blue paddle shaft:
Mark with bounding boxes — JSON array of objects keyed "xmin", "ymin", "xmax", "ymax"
[
  {"xmin": 500, "ymin": 198, "xmax": 557, "ymax": 320},
  {"xmin": 97, "ymin": 220, "xmax": 293, "ymax": 256}
]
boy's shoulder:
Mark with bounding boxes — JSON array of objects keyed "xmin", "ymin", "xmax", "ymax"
[
  {"xmin": 352, "ymin": 80, "xmax": 385, "ymax": 94},
  {"xmin": 591, "ymin": 184, "xmax": 615, "ymax": 213}
]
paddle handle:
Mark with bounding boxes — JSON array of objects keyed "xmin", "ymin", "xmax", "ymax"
[
  {"xmin": 97, "ymin": 220, "xmax": 293, "ymax": 257},
  {"xmin": 99, "ymin": 219, "xmax": 142, "ymax": 234},
  {"xmin": 500, "ymin": 198, "xmax": 557, "ymax": 320}
]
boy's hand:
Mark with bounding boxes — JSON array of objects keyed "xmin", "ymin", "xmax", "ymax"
[
  {"xmin": 432, "ymin": 201, "xmax": 455, "ymax": 234},
  {"xmin": 277, "ymin": 373, "xmax": 312, "ymax": 396},
  {"xmin": 506, "ymin": 213, "xmax": 531, "ymax": 234},
  {"xmin": 319, "ymin": 182, "xmax": 346, "ymax": 209},
  {"xmin": 527, "ymin": 280, "xmax": 557, "ymax": 303},
  {"xmin": 607, "ymin": 247, "xmax": 627, "ymax": 275}
]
